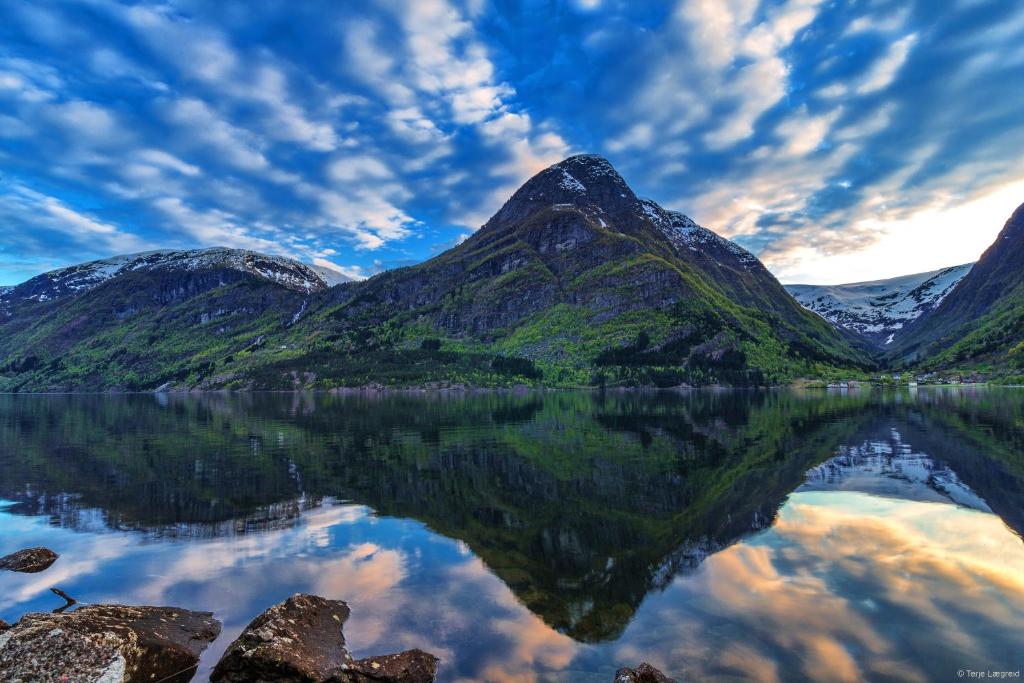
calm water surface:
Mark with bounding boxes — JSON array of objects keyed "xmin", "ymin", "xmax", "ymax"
[{"xmin": 0, "ymin": 388, "xmax": 1022, "ymax": 682}]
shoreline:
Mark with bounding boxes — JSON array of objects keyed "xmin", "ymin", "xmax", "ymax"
[{"xmin": 0, "ymin": 382, "xmax": 1015, "ymax": 396}]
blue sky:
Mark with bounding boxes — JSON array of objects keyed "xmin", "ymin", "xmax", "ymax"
[{"xmin": 1, "ymin": 0, "xmax": 1023, "ymax": 286}]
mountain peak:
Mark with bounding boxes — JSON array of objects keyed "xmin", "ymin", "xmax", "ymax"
[
  {"xmin": 483, "ymin": 154, "xmax": 637, "ymax": 229},
  {"xmin": 555, "ymin": 153, "xmax": 618, "ymax": 174},
  {"xmin": 547, "ymin": 154, "xmax": 633, "ymax": 198}
]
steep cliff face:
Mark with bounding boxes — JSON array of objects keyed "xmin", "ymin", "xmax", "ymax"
[{"xmin": 888, "ymin": 201, "xmax": 1024, "ymax": 368}]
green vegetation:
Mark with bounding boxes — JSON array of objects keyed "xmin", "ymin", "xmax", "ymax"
[{"xmin": 910, "ymin": 289, "xmax": 1024, "ymax": 378}]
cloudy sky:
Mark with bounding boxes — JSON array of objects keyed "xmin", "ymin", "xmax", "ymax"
[{"xmin": 1, "ymin": 0, "xmax": 1023, "ymax": 286}]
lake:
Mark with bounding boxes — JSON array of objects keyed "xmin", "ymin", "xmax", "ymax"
[{"xmin": 1, "ymin": 388, "xmax": 1022, "ymax": 682}]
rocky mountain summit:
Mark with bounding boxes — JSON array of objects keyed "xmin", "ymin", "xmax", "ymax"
[{"xmin": 786, "ymin": 263, "xmax": 972, "ymax": 348}]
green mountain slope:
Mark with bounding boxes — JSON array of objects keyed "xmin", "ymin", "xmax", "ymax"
[
  {"xmin": 889, "ymin": 201, "xmax": 1024, "ymax": 373},
  {"xmin": 0, "ymin": 251, "xmax": 317, "ymax": 392},
  {"xmin": 0, "ymin": 156, "xmax": 872, "ymax": 391}
]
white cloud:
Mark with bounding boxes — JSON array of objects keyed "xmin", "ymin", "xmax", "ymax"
[
  {"xmin": 313, "ymin": 185, "xmax": 414, "ymax": 250},
  {"xmin": 248, "ymin": 65, "xmax": 339, "ymax": 152},
  {"xmin": 136, "ymin": 149, "xmax": 201, "ymax": 177},
  {"xmin": 341, "ymin": 0, "xmax": 572, "ymax": 228},
  {"xmin": 0, "ymin": 183, "xmax": 151, "ymax": 255},
  {"xmin": 856, "ymin": 34, "xmax": 917, "ymax": 95},
  {"xmin": 88, "ymin": 47, "xmax": 168, "ymax": 91},
  {"xmin": 312, "ymin": 257, "xmax": 373, "ymax": 280},
  {"xmin": 775, "ymin": 107, "xmax": 842, "ymax": 156},
  {"xmin": 843, "ymin": 6, "xmax": 911, "ymax": 37},
  {"xmin": 343, "ymin": 19, "xmax": 418, "ymax": 107},
  {"xmin": 606, "ymin": 123, "xmax": 654, "ymax": 153},
  {"xmin": 164, "ymin": 98, "xmax": 269, "ymax": 173},
  {"xmin": 618, "ymin": 0, "xmax": 824, "ymax": 153},
  {"xmin": 149, "ymin": 196, "xmax": 284, "ymax": 254},
  {"xmin": 704, "ymin": 57, "xmax": 790, "ymax": 149},
  {"xmin": 104, "ymin": 2, "xmax": 341, "ymax": 153},
  {"xmin": 773, "ymin": 177, "xmax": 1024, "ymax": 284},
  {"xmin": 44, "ymin": 100, "xmax": 119, "ymax": 143},
  {"xmin": 385, "ymin": 106, "xmax": 449, "ymax": 146},
  {"xmin": 328, "ymin": 154, "xmax": 394, "ymax": 182}
]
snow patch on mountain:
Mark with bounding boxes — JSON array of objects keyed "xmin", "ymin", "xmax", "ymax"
[
  {"xmin": 655, "ymin": 207, "xmax": 759, "ymax": 268},
  {"xmin": 558, "ymin": 169, "xmax": 586, "ymax": 194},
  {"xmin": 800, "ymin": 428, "xmax": 991, "ymax": 511},
  {"xmin": 785, "ymin": 263, "xmax": 972, "ymax": 346}
]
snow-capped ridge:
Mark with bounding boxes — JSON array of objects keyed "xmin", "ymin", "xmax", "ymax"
[
  {"xmin": 785, "ymin": 263, "xmax": 973, "ymax": 347},
  {"xmin": 557, "ymin": 168, "xmax": 587, "ymax": 194},
  {"xmin": 656, "ymin": 207, "xmax": 759, "ymax": 268},
  {"xmin": 1, "ymin": 247, "xmax": 352, "ymax": 311}
]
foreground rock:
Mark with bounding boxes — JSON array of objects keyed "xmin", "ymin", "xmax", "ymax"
[
  {"xmin": 0, "ymin": 547, "xmax": 58, "ymax": 573},
  {"xmin": 211, "ymin": 593, "xmax": 438, "ymax": 682},
  {"xmin": 0, "ymin": 604, "xmax": 221, "ymax": 683},
  {"xmin": 0, "ymin": 619, "xmax": 8, "ymax": 631},
  {"xmin": 342, "ymin": 650, "xmax": 439, "ymax": 682},
  {"xmin": 614, "ymin": 663, "xmax": 678, "ymax": 683}
]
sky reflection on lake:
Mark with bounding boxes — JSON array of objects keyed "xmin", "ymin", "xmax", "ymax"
[{"xmin": 1, "ymin": 389, "xmax": 1022, "ymax": 681}]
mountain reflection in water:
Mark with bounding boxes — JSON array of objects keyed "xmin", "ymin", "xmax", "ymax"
[{"xmin": 0, "ymin": 388, "xmax": 1022, "ymax": 681}]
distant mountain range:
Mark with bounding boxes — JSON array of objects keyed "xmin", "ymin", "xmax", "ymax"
[
  {"xmin": 0, "ymin": 157, "xmax": 1020, "ymax": 391},
  {"xmin": 0, "ymin": 156, "xmax": 868, "ymax": 391},
  {"xmin": 785, "ymin": 264, "xmax": 973, "ymax": 348}
]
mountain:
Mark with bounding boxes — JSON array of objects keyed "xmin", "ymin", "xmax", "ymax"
[
  {"xmin": 888, "ymin": 201, "xmax": 1024, "ymax": 370},
  {"xmin": 0, "ymin": 247, "xmax": 347, "ymax": 316},
  {"xmin": 245, "ymin": 155, "xmax": 871, "ymax": 388},
  {"xmin": 0, "ymin": 248, "xmax": 348, "ymax": 390},
  {"xmin": 785, "ymin": 263, "xmax": 972, "ymax": 348},
  {"xmin": 0, "ymin": 155, "xmax": 871, "ymax": 392}
]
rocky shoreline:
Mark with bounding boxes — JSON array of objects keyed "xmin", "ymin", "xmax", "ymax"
[{"xmin": 0, "ymin": 547, "xmax": 677, "ymax": 682}]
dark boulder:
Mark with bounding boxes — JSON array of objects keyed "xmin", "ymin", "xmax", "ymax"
[
  {"xmin": 0, "ymin": 547, "xmax": 58, "ymax": 573},
  {"xmin": 212, "ymin": 593, "xmax": 438, "ymax": 682},
  {"xmin": 0, "ymin": 604, "xmax": 221, "ymax": 683},
  {"xmin": 614, "ymin": 662, "xmax": 678, "ymax": 683},
  {"xmin": 336, "ymin": 649, "xmax": 439, "ymax": 683},
  {"xmin": 0, "ymin": 619, "xmax": 8, "ymax": 631}
]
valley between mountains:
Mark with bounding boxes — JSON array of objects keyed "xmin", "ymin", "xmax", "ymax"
[{"xmin": 1, "ymin": 155, "xmax": 1021, "ymax": 392}]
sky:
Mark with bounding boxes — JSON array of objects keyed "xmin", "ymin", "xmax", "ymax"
[{"xmin": 1, "ymin": 0, "xmax": 1023, "ymax": 287}]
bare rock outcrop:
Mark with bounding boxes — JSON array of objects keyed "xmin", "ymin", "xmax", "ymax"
[
  {"xmin": 0, "ymin": 547, "xmax": 58, "ymax": 573},
  {"xmin": 211, "ymin": 593, "xmax": 437, "ymax": 682},
  {"xmin": 0, "ymin": 604, "xmax": 221, "ymax": 683},
  {"xmin": 614, "ymin": 662, "xmax": 678, "ymax": 683}
]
